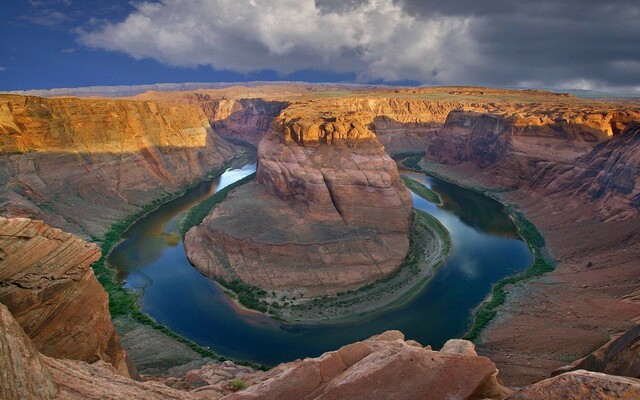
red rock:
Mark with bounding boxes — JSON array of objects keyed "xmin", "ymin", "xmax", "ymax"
[
  {"xmin": 0, "ymin": 217, "xmax": 133, "ymax": 377},
  {"xmin": 223, "ymin": 331, "xmax": 508, "ymax": 400},
  {"xmin": 506, "ymin": 370, "xmax": 640, "ymax": 400}
]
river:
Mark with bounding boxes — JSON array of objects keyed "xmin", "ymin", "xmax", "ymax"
[{"xmin": 108, "ymin": 163, "xmax": 532, "ymax": 366}]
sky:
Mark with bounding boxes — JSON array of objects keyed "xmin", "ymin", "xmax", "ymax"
[{"xmin": 1, "ymin": 0, "xmax": 640, "ymax": 93}]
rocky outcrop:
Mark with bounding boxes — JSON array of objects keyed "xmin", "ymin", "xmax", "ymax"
[
  {"xmin": 224, "ymin": 331, "xmax": 508, "ymax": 400},
  {"xmin": 4, "ymin": 299, "xmax": 640, "ymax": 400},
  {"xmin": 533, "ymin": 122, "xmax": 640, "ymax": 221},
  {"xmin": 200, "ymin": 97, "xmax": 288, "ymax": 146},
  {"xmin": 506, "ymin": 370, "xmax": 640, "ymax": 399},
  {"xmin": 0, "ymin": 217, "xmax": 132, "ymax": 377},
  {"xmin": 257, "ymin": 114, "xmax": 412, "ymax": 231},
  {"xmin": 0, "ymin": 302, "xmax": 204, "ymax": 400},
  {"xmin": 427, "ymin": 110, "xmax": 640, "ymax": 219},
  {"xmin": 186, "ymin": 108, "xmax": 413, "ymax": 296},
  {"xmin": 553, "ymin": 323, "xmax": 640, "ymax": 378},
  {"xmin": 427, "ymin": 111, "xmax": 514, "ymax": 168},
  {"xmin": 0, "ymin": 94, "xmax": 238, "ymax": 237},
  {"xmin": 0, "ymin": 302, "xmax": 59, "ymax": 400}
]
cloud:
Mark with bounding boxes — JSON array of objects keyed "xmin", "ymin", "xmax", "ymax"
[
  {"xmin": 0, "ymin": 67, "xmax": 6, "ymax": 72},
  {"xmin": 22, "ymin": 9, "xmax": 71, "ymax": 26},
  {"xmin": 78, "ymin": 0, "xmax": 470, "ymax": 83},
  {"xmin": 77, "ymin": 0, "xmax": 640, "ymax": 90}
]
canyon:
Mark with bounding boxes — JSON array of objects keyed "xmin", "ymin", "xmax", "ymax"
[
  {"xmin": 1, "ymin": 84, "xmax": 640, "ymax": 398},
  {"xmin": 184, "ymin": 102, "xmax": 414, "ymax": 297}
]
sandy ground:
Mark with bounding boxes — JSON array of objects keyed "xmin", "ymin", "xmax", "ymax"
[{"xmin": 420, "ymin": 160, "xmax": 640, "ymax": 387}]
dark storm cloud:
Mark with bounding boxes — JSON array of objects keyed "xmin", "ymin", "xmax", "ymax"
[{"xmin": 398, "ymin": 0, "xmax": 640, "ymax": 90}]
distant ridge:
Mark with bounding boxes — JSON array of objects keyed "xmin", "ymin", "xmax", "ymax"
[{"xmin": 2, "ymin": 81, "xmax": 393, "ymax": 98}]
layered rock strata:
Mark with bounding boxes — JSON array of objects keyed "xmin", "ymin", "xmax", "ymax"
[
  {"xmin": 0, "ymin": 94, "xmax": 237, "ymax": 237},
  {"xmin": 421, "ymin": 110, "xmax": 640, "ymax": 386},
  {"xmin": 0, "ymin": 217, "xmax": 132, "ymax": 377},
  {"xmin": 186, "ymin": 111, "xmax": 412, "ymax": 296},
  {"xmin": 0, "ymin": 302, "xmax": 202, "ymax": 400},
  {"xmin": 200, "ymin": 97, "xmax": 288, "ymax": 146}
]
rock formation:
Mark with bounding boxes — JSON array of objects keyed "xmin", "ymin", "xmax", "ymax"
[
  {"xmin": 417, "ymin": 95, "xmax": 640, "ymax": 386},
  {"xmin": 0, "ymin": 302, "xmax": 59, "ymax": 400},
  {"xmin": 224, "ymin": 331, "xmax": 508, "ymax": 400},
  {"xmin": 185, "ymin": 106, "xmax": 413, "ymax": 296},
  {"xmin": 0, "ymin": 94, "xmax": 238, "ymax": 237},
  {"xmin": 554, "ymin": 322, "xmax": 640, "ymax": 378},
  {"xmin": 200, "ymin": 97, "xmax": 288, "ymax": 146},
  {"xmin": 0, "ymin": 217, "xmax": 133, "ymax": 377},
  {"xmin": 506, "ymin": 370, "xmax": 640, "ymax": 399},
  {"xmin": 533, "ymin": 122, "xmax": 640, "ymax": 221},
  {"xmin": 0, "ymin": 302, "xmax": 205, "ymax": 400}
]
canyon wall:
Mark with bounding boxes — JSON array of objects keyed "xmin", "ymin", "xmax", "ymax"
[
  {"xmin": 0, "ymin": 217, "xmax": 132, "ymax": 378},
  {"xmin": 416, "ymin": 97, "xmax": 640, "ymax": 386},
  {"xmin": 427, "ymin": 110, "xmax": 640, "ymax": 220},
  {"xmin": 199, "ymin": 96, "xmax": 288, "ymax": 146},
  {"xmin": 185, "ymin": 103, "xmax": 413, "ymax": 296},
  {"xmin": 0, "ymin": 94, "xmax": 238, "ymax": 237}
]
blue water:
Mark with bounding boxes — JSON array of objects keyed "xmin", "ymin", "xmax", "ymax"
[{"xmin": 109, "ymin": 165, "xmax": 532, "ymax": 366}]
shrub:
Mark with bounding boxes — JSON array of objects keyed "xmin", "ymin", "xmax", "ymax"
[{"xmin": 229, "ymin": 379, "xmax": 247, "ymax": 391}]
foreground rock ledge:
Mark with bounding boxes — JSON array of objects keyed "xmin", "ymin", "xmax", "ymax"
[{"xmin": 0, "ymin": 216, "xmax": 133, "ymax": 377}]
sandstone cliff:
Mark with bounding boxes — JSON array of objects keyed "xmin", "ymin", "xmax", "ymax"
[
  {"xmin": 533, "ymin": 122, "xmax": 640, "ymax": 221},
  {"xmin": 200, "ymin": 97, "xmax": 288, "ymax": 146},
  {"xmin": 185, "ymin": 106, "xmax": 413, "ymax": 296},
  {"xmin": 0, "ymin": 94, "xmax": 238, "ymax": 237},
  {"xmin": 0, "ymin": 302, "xmax": 203, "ymax": 400},
  {"xmin": 0, "ymin": 217, "xmax": 132, "ymax": 377},
  {"xmin": 427, "ymin": 110, "xmax": 640, "ymax": 220}
]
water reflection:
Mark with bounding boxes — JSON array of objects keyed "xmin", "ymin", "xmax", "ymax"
[{"xmin": 109, "ymin": 166, "xmax": 533, "ymax": 365}]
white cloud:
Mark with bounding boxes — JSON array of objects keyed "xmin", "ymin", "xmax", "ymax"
[
  {"xmin": 78, "ymin": 0, "xmax": 471, "ymax": 83},
  {"xmin": 0, "ymin": 66, "xmax": 6, "ymax": 72}
]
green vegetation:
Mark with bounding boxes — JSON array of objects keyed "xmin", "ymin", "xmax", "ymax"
[
  {"xmin": 401, "ymin": 176, "xmax": 442, "ymax": 205},
  {"xmin": 463, "ymin": 209, "xmax": 555, "ymax": 341},
  {"xmin": 91, "ymin": 160, "xmax": 265, "ymax": 370},
  {"xmin": 399, "ymin": 156, "xmax": 556, "ymax": 342},
  {"xmin": 216, "ymin": 277, "xmax": 270, "ymax": 314},
  {"xmin": 179, "ymin": 172, "xmax": 256, "ymax": 237},
  {"xmin": 229, "ymin": 378, "xmax": 247, "ymax": 391},
  {"xmin": 401, "ymin": 155, "xmax": 424, "ymax": 172}
]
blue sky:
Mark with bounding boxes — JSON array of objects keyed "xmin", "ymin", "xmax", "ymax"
[
  {"xmin": 1, "ymin": 1, "xmax": 639, "ymax": 93},
  {"xmin": 0, "ymin": 1, "xmax": 363, "ymax": 91}
]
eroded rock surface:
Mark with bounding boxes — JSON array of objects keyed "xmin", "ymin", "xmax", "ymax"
[
  {"xmin": 0, "ymin": 94, "xmax": 238, "ymax": 237},
  {"xmin": 0, "ymin": 217, "xmax": 131, "ymax": 377},
  {"xmin": 554, "ymin": 322, "xmax": 640, "ymax": 378},
  {"xmin": 224, "ymin": 331, "xmax": 508, "ymax": 400},
  {"xmin": 0, "ymin": 303, "xmax": 59, "ymax": 400},
  {"xmin": 186, "ymin": 108, "xmax": 412, "ymax": 296},
  {"xmin": 506, "ymin": 370, "xmax": 640, "ymax": 400}
]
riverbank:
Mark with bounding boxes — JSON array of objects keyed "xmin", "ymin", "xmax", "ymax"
[
  {"xmin": 399, "ymin": 156, "xmax": 554, "ymax": 341},
  {"xmin": 404, "ymin": 155, "xmax": 640, "ymax": 387},
  {"xmin": 92, "ymin": 151, "xmax": 265, "ymax": 374},
  {"xmin": 271, "ymin": 208, "xmax": 451, "ymax": 323}
]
